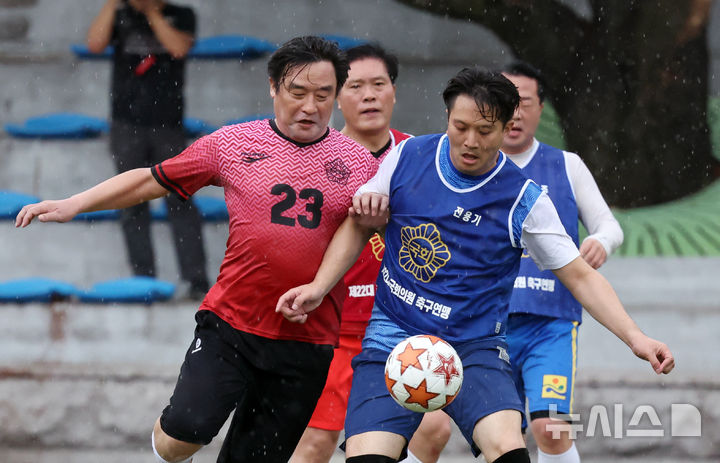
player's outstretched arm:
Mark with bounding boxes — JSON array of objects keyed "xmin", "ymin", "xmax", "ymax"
[
  {"xmin": 553, "ymin": 257, "xmax": 675, "ymax": 375},
  {"xmin": 276, "ymin": 215, "xmax": 376, "ymax": 323},
  {"xmin": 15, "ymin": 168, "xmax": 168, "ymax": 228}
]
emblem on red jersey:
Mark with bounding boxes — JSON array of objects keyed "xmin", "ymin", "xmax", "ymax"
[
  {"xmin": 324, "ymin": 158, "xmax": 351, "ymax": 185},
  {"xmin": 369, "ymin": 234, "xmax": 385, "ymax": 262}
]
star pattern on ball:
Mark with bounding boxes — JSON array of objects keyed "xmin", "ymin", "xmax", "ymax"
[
  {"xmin": 403, "ymin": 379, "xmax": 440, "ymax": 409},
  {"xmin": 433, "ymin": 351, "xmax": 461, "ymax": 386},
  {"xmin": 396, "ymin": 343, "xmax": 426, "ymax": 374}
]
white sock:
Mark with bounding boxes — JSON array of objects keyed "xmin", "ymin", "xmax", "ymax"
[
  {"xmin": 398, "ymin": 449, "xmax": 423, "ymax": 463},
  {"xmin": 538, "ymin": 442, "xmax": 580, "ymax": 463},
  {"xmin": 152, "ymin": 430, "xmax": 193, "ymax": 463}
]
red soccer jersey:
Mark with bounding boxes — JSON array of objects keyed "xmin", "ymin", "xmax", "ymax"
[
  {"xmin": 340, "ymin": 129, "xmax": 411, "ymax": 336},
  {"xmin": 152, "ymin": 119, "xmax": 378, "ymax": 345}
]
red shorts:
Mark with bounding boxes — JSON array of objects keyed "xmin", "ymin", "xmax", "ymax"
[{"xmin": 306, "ymin": 333, "xmax": 363, "ymax": 431}]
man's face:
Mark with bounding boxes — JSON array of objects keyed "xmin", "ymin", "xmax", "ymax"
[
  {"xmin": 501, "ymin": 73, "xmax": 544, "ymax": 154},
  {"xmin": 270, "ymin": 61, "xmax": 337, "ymax": 143},
  {"xmin": 446, "ymin": 94, "xmax": 512, "ymax": 177},
  {"xmin": 337, "ymin": 57, "xmax": 396, "ymax": 135}
]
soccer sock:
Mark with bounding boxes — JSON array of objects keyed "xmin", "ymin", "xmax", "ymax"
[
  {"xmin": 493, "ymin": 447, "xmax": 531, "ymax": 463},
  {"xmin": 152, "ymin": 431, "xmax": 193, "ymax": 463},
  {"xmin": 398, "ymin": 449, "xmax": 422, "ymax": 463},
  {"xmin": 538, "ymin": 442, "xmax": 580, "ymax": 463},
  {"xmin": 346, "ymin": 455, "xmax": 398, "ymax": 463}
]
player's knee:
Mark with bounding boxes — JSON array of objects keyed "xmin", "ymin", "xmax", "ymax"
[
  {"xmin": 530, "ymin": 418, "xmax": 572, "ymax": 453},
  {"xmin": 152, "ymin": 420, "xmax": 202, "ymax": 463},
  {"xmin": 430, "ymin": 414, "xmax": 452, "ymax": 447},
  {"xmin": 346, "ymin": 455, "xmax": 398, "ymax": 463},
  {"xmin": 491, "ymin": 447, "xmax": 530, "ymax": 463},
  {"xmin": 410, "ymin": 412, "xmax": 452, "ymax": 458}
]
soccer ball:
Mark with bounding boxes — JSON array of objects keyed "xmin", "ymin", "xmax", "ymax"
[{"xmin": 384, "ymin": 334, "xmax": 463, "ymax": 413}]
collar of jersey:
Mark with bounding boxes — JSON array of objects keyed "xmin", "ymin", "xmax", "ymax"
[
  {"xmin": 269, "ymin": 119, "xmax": 330, "ymax": 148},
  {"xmin": 435, "ymin": 134, "xmax": 506, "ymax": 193}
]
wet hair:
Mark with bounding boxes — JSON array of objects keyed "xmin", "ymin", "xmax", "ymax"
[
  {"xmin": 502, "ymin": 61, "xmax": 547, "ymax": 103},
  {"xmin": 345, "ymin": 43, "xmax": 399, "ymax": 83},
  {"xmin": 267, "ymin": 36, "xmax": 350, "ymax": 95},
  {"xmin": 442, "ymin": 67, "xmax": 519, "ymax": 125}
]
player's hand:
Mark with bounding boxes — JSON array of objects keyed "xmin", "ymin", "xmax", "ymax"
[
  {"xmin": 579, "ymin": 238, "xmax": 607, "ymax": 269},
  {"xmin": 630, "ymin": 335, "xmax": 675, "ymax": 374},
  {"xmin": 349, "ymin": 193, "xmax": 389, "ymax": 230},
  {"xmin": 275, "ymin": 283, "xmax": 325, "ymax": 324},
  {"xmin": 15, "ymin": 198, "xmax": 81, "ymax": 228}
]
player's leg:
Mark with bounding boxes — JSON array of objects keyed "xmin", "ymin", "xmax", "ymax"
[
  {"xmin": 402, "ymin": 411, "xmax": 452, "ymax": 463},
  {"xmin": 150, "ymin": 126, "xmax": 208, "ymax": 295},
  {"xmin": 344, "ymin": 347, "xmax": 423, "ymax": 460},
  {"xmin": 153, "ymin": 310, "xmax": 256, "ymax": 462},
  {"xmin": 291, "ymin": 334, "xmax": 362, "ymax": 463},
  {"xmin": 110, "ymin": 121, "xmax": 155, "ymax": 276},
  {"xmin": 521, "ymin": 316, "xmax": 580, "ymax": 462},
  {"xmin": 442, "ymin": 341, "xmax": 528, "ymax": 463},
  {"xmin": 471, "ymin": 410, "xmax": 528, "ymax": 462},
  {"xmin": 216, "ymin": 331, "xmax": 334, "ymax": 462},
  {"xmin": 291, "ymin": 427, "xmax": 341, "ymax": 463}
]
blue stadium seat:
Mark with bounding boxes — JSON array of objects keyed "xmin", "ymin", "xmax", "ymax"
[
  {"xmin": 0, "ymin": 278, "xmax": 79, "ymax": 303},
  {"xmin": 151, "ymin": 196, "xmax": 228, "ymax": 222},
  {"xmin": 4, "ymin": 113, "xmax": 108, "ymax": 139},
  {"xmin": 188, "ymin": 35, "xmax": 277, "ymax": 59},
  {"xmin": 0, "ymin": 191, "xmax": 40, "ymax": 219},
  {"xmin": 70, "ymin": 44, "xmax": 113, "ymax": 59},
  {"xmin": 73, "ymin": 210, "xmax": 121, "ymax": 221},
  {"xmin": 184, "ymin": 117, "xmax": 218, "ymax": 137},
  {"xmin": 78, "ymin": 276, "xmax": 175, "ymax": 303},
  {"xmin": 72, "ymin": 35, "xmax": 276, "ymax": 60}
]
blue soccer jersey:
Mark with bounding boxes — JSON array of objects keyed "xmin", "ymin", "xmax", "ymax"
[
  {"xmin": 509, "ymin": 142, "xmax": 582, "ymax": 322},
  {"xmin": 361, "ymin": 134, "xmax": 577, "ymax": 343}
]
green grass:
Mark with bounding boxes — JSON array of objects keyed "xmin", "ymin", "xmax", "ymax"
[{"xmin": 539, "ymin": 98, "xmax": 720, "ymax": 256}]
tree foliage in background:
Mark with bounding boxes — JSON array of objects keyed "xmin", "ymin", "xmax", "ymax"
[{"xmin": 396, "ymin": 0, "xmax": 719, "ymax": 207}]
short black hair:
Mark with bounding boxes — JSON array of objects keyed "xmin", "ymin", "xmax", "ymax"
[
  {"xmin": 345, "ymin": 43, "xmax": 399, "ymax": 83},
  {"xmin": 502, "ymin": 61, "xmax": 547, "ymax": 103},
  {"xmin": 442, "ymin": 67, "xmax": 519, "ymax": 125},
  {"xmin": 267, "ymin": 36, "xmax": 350, "ymax": 96}
]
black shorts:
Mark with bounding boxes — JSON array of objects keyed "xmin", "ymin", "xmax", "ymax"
[{"xmin": 160, "ymin": 310, "xmax": 334, "ymax": 462}]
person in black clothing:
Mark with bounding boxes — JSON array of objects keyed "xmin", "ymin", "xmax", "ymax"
[{"xmin": 87, "ymin": 0, "xmax": 209, "ymax": 298}]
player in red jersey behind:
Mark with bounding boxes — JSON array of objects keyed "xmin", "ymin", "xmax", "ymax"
[
  {"xmin": 290, "ymin": 43, "xmax": 451, "ymax": 463},
  {"xmin": 16, "ymin": 36, "xmax": 378, "ymax": 463}
]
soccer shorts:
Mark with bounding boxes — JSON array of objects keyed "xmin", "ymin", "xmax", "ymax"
[
  {"xmin": 159, "ymin": 310, "xmax": 333, "ymax": 462},
  {"xmin": 344, "ymin": 340, "xmax": 523, "ymax": 457},
  {"xmin": 507, "ymin": 313, "xmax": 579, "ymax": 427},
  {"xmin": 307, "ymin": 333, "xmax": 363, "ymax": 431}
]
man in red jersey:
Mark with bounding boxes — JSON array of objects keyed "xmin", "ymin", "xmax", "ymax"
[
  {"xmin": 290, "ymin": 43, "xmax": 451, "ymax": 463},
  {"xmin": 16, "ymin": 36, "xmax": 378, "ymax": 463}
]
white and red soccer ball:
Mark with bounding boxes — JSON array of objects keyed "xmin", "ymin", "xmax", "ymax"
[{"xmin": 384, "ymin": 334, "xmax": 463, "ymax": 413}]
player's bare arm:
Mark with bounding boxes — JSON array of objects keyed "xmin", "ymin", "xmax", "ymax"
[
  {"xmin": 553, "ymin": 257, "xmax": 675, "ymax": 374},
  {"xmin": 15, "ymin": 168, "xmax": 168, "ymax": 228},
  {"xmin": 276, "ymin": 215, "xmax": 376, "ymax": 323}
]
